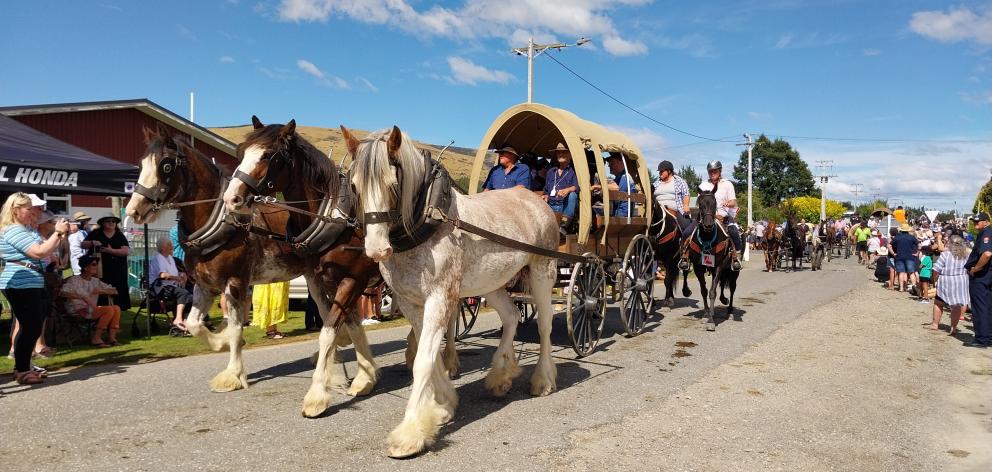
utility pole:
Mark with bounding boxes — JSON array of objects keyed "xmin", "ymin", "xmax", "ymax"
[
  {"xmin": 814, "ymin": 160, "xmax": 836, "ymax": 222},
  {"xmin": 512, "ymin": 37, "xmax": 590, "ymax": 103},
  {"xmin": 851, "ymin": 183, "xmax": 863, "ymax": 203},
  {"xmin": 736, "ymin": 134, "xmax": 754, "ymax": 262}
]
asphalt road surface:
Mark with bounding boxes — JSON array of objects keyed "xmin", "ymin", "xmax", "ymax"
[{"xmin": 2, "ymin": 255, "xmax": 987, "ymax": 471}]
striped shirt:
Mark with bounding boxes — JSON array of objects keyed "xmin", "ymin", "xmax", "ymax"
[
  {"xmin": 933, "ymin": 251, "xmax": 970, "ymax": 307},
  {"xmin": 0, "ymin": 225, "xmax": 45, "ymax": 289}
]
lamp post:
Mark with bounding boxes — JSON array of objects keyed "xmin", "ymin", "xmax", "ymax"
[
  {"xmin": 736, "ymin": 134, "xmax": 754, "ymax": 261},
  {"xmin": 512, "ymin": 37, "xmax": 590, "ymax": 103}
]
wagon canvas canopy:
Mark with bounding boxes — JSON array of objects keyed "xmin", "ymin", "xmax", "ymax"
[
  {"xmin": 0, "ymin": 113, "xmax": 138, "ymax": 196},
  {"xmin": 469, "ymin": 102, "xmax": 651, "ymax": 245}
]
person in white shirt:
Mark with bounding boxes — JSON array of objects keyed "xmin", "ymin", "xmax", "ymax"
[
  {"xmin": 148, "ymin": 238, "xmax": 192, "ymax": 329},
  {"xmin": 67, "ymin": 211, "xmax": 93, "ymax": 275},
  {"xmin": 706, "ymin": 160, "xmax": 742, "ymax": 270}
]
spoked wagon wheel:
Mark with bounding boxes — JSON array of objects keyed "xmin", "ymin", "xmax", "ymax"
[
  {"xmin": 566, "ymin": 255, "xmax": 607, "ymax": 357},
  {"xmin": 618, "ymin": 234, "xmax": 655, "ymax": 336},
  {"xmin": 456, "ymin": 297, "xmax": 482, "ymax": 340},
  {"xmin": 515, "ymin": 301, "xmax": 536, "ymax": 325}
]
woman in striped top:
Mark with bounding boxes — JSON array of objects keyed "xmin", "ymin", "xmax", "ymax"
[
  {"xmin": 0, "ymin": 193, "xmax": 69, "ymax": 385},
  {"xmin": 930, "ymin": 235, "xmax": 971, "ymax": 334}
]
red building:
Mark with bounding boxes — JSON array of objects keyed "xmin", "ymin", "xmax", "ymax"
[{"xmin": 0, "ymin": 99, "xmax": 237, "ymax": 217}]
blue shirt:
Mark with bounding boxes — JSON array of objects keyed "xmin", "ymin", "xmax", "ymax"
[
  {"xmin": 169, "ymin": 225, "xmax": 185, "ymax": 262},
  {"xmin": 891, "ymin": 232, "xmax": 918, "ymax": 261},
  {"xmin": 484, "ymin": 163, "xmax": 532, "ymax": 190},
  {"xmin": 0, "ymin": 225, "xmax": 45, "ymax": 289},
  {"xmin": 965, "ymin": 226, "xmax": 992, "ymax": 281},
  {"xmin": 611, "ymin": 172, "xmax": 638, "ymax": 217},
  {"xmin": 543, "ymin": 165, "xmax": 578, "ymax": 203}
]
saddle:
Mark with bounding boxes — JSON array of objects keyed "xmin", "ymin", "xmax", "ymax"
[
  {"xmin": 681, "ymin": 221, "xmax": 731, "ymax": 258},
  {"xmin": 654, "ymin": 207, "xmax": 682, "ymax": 245}
]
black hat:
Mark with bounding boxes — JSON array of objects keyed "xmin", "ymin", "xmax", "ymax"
[
  {"xmin": 972, "ymin": 212, "xmax": 990, "ymax": 222},
  {"xmin": 657, "ymin": 160, "xmax": 674, "ymax": 173}
]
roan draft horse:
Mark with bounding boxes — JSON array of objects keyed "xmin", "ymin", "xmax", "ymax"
[
  {"xmin": 649, "ymin": 200, "xmax": 683, "ymax": 308},
  {"xmin": 680, "ymin": 188, "xmax": 738, "ymax": 331},
  {"xmin": 343, "ymin": 125, "xmax": 560, "ymax": 458},
  {"xmin": 223, "ymin": 117, "xmax": 462, "ymax": 382},
  {"xmin": 763, "ymin": 220, "xmax": 782, "ymax": 272},
  {"xmin": 125, "ymin": 124, "xmax": 379, "ymax": 418}
]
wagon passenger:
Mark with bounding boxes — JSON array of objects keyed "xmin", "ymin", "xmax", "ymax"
[
  {"xmin": 542, "ymin": 143, "xmax": 579, "ymax": 235},
  {"xmin": 482, "ymin": 146, "xmax": 531, "ymax": 191},
  {"xmin": 592, "ymin": 154, "xmax": 638, "ymax": 217}
]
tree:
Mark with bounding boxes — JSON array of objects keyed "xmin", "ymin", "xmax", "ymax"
[
  {"xmin": 854, "ymin": 199, "xmax": 888, "ymax": 218},
  {"xmin": 781, "ymin": 196, "xmax": 847, "ymax": 222},
  {"xmin": 732, "ymin": 135, "xmax": 816, "ymax": 207},
  {"xmin": 975, "ymin": 177, "xmax": 992, "ymax": 214},
  {"xmin": 679, "ymin": 164, "xmax": 701, "ymax": 196}
]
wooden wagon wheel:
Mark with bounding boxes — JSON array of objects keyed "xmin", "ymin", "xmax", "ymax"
[
  {"xmin": 566, "ymin": 254, "xmax": 607, "ymax": 357},
  {"xmin": 455, "ymin": 297, "xmax": 482, "ymax": 340},
  {"xmin": 618, "ymin": 234, "xmax": 655, "ymax": 336}
]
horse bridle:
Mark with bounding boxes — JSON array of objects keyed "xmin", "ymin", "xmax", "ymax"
[
  {"xmin": 233, "ymin": 147, "xmax": 290, "ymax": 198},
  {"xmin": 133, "ymin": 143, "xmax": 187, "ymax": 210}
]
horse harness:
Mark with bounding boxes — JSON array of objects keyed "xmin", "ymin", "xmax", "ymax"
[
  {"xmin": 651, "ymin": 207, "xmax": 682, "ymax": 245},
  {"xmin": 681, "ymin": 221, "xmax": 731, "ymax": 258}
]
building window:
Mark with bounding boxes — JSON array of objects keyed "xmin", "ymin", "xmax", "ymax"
[{"xmin": 43, "ymin": 192, "xmax": 70, "ymax": 215}]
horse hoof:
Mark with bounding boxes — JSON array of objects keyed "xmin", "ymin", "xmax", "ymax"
[
  {"xmin": 301, "ymin": 388, "xmax": 332, "ymax": 418},
  {"xmin": 706, "ymin": 325, "xmax": 716, "ymax": 332}
]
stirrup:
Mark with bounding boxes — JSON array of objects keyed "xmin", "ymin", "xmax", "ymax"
[
  {"xmin": 730, "ymin": 252, "xmax": 742, "ymax": 271},
  {"xmin": 678, "ymin": 258, "xmax": 690, "ymax": 271}
]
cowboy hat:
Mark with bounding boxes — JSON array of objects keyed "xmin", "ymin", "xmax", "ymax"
[
  {"xmin": 898, "ymin": 223, "xmax": 912, "ymax": 232},
  {"xmin": 97, "ymin": 213, "xmax": 122, "ymax": 225},
  {"xmin": 72, "ymin": 211, "xmax": 92, "ymax": 222},
  {"xmin": 494, "ymin": 146, "xmax": 519, "ymax": 157},
  {"xmin": 548, "ymin": 142, "xmax": 569, "ymax": 153}
]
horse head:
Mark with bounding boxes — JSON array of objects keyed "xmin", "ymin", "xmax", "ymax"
[
  {"xmin": 343, "ymin": 124, "xmax": 426, "ymax": 263},
  {"xmin": 126, "ymin": 122, "xmax": 192, "ymax": 224},
  {"xmin": 696, "ymin": 188, "xmax": 717, "ymax": 230}
]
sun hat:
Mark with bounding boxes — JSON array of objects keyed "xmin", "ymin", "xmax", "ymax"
[
  {"xmin": 97, "ymin": 213, "xmax": 122, "ymax": 225},
  {"xmin": 876, "ymin": 246, "xmax": 889, "ymax": 256},
  {"xmin": 494, "ymin": 146, "xmax": 519, "ymax": 157},
  {"xmin": 549, "ymin": 142, "xmax": 569, "ymax": 153},
  {"xmin": 898, "ymin": 223, "xmax": 912, "ymax": 232},
  {"xmin": 72, "ymin": 211, "xmax": 92, "ymax": 223},
  {"xmin": 26, "ymin": 193, "xmax": 46, "ymax": 207}
]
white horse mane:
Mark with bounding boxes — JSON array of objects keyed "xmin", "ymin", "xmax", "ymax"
[{"xmin": 351, "ymin": 128, "xmax": 427, "ymax": 234}]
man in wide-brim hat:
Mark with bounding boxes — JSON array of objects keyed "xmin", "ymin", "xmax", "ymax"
[
  {"xmin": 891, "ymin": 221, "xmax": 920, "ymax": 292},
  {"xmin": 542, "ymin": 142, "xmax": 578, "ymax": 237},
  {"xmin": 483, "ymin": 145, "xmax": 531, "ymax": 191},
  {"xmin": 69, "ymin": 211, "xmax": 93, "ymax": 275}
]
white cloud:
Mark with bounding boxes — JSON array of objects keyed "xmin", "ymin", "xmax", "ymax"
[
  {"xmin": 910, "ymin": 7, "xmax": 992, "ymax": 46},
  {"xmin": 356, "ymin": 77, "xmax": 379, "ymax": 92},
  {"xmin": 863, "ymin": 48, "xmax": 882, "ymax": 56},
  {"xmin": 99, "ymin": 4, "xmax": 122, "ymax": 12},
  {"xmin": 774, "ymin": 32, "xmax": 847, "ymax": 49},
  {"xmin": 276, "ymin": 0, "xmax": 649, "ymax": 57},
  {"xmin": 296, "ymin": 59, "xmax": 350, "ymax": 89},
  {"xmin": 655, "ymin": 33, "xmax": 714, "ymax": 58},
  {"xmin": 446, "ymin": 57, "xmax": 514, "ymax": 86},
  {"xmin": 747, "ymin": 111, "xmax": 772, "ymax": 120},
  {"xmin": 606, "ymin": 125, "xmax": 669, "ymax": 153},
  {"xmin": 178, "ymin": 26, "xmax": 198, "ymax": 41},
  {"xmin": 219, "ymin": 56, "xmax": 236, "ymax": 64},
  {"xmin": 959, "ymin": 90, "xmax": 992, "ymax": 105}
]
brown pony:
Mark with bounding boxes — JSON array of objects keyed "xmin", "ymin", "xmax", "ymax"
[
  {"xmin": 125, "ymin": 124, "xmax": 380, "ymax": 418},
  {"xmin": 763, "ymin": 219, "xmax": 782, "ymax": 272}
]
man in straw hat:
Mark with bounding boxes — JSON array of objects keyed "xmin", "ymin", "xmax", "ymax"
[
  {"xmin": 964, "ymin": 212, "xmax": 992, "ymax": 347},
  {"xmin": 541, "ymin": 142, "xmax": 579, "ymax": 236},
  {"xmin": 890, "ymin": 222, "xmax": 919, "ymax": 292},
  {"xmin": 68, "ymin": 210, "xmax": 92, "ymax": 275},
  {"xmin": 483, "ymin": 145, "xmax": 531, "ymax": 191}
]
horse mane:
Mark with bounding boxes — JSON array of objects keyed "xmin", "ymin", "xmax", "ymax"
[
  {"xmin": 764, "ymin": 220, "xmax": 778, "ymax": 239},
  {"xmin": 242, "ymin": 124, "xmax": 339, "ymax": 200},
  {"xmin": 696, "ymin": 191, "xmax": 717, "ymax": 226},
  {"xmin": 351, "ymin": 128, "xmax": 426, "ymax": 234},
  {"xmin": 141, "ymin": 127, "xmax": 227, "ymax": 200}
]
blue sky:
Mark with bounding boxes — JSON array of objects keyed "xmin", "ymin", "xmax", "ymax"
[{"xmin": 2, "ymin": 0, "xmax": 991, "ymax": 211}]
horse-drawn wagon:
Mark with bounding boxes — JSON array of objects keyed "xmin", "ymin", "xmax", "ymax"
[{"xmin": 467, "ymin": 102, "xmax": 657, "ymax": 356}]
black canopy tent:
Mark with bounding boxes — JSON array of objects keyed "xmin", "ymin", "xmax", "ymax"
[{"xmin": 0, "ymin": 114, "xmax": 138, "ymax": 195}]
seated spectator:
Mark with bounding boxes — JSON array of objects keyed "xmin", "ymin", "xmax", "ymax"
[
  {"xmin": 873, "ymin": 247, "xmax": 891, "ymax": 283},
  {"xmin": 482, "ymin": 146, "xmax": 531, "ymax": 191},
  {"xmin": 149, "ymin": 238, "xmax": 193, "ymax": 330},
  {"xmin": 61, "ymin": 255, "xmax": 121, "ymax": 347}
]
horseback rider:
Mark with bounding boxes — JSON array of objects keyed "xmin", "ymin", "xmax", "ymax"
[
  {"xmin": 653, "ymin": 160, "xmax": 692, "ymax": 236},
  {"xmin": 706, "ymin": 160, "xmax": 743, "ymax": 271}
]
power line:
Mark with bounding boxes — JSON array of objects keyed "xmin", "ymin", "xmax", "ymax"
[
  {"xmin": 544, "ymin": 53, "xmax": 736, "ymax": 143},
  {"xmin": 749, "ymin": 133, "xmax": 992, "ymax": 144}
]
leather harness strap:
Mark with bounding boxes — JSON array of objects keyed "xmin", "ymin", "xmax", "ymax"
[{"xmin": 442, "ymin": 213, "xmax": 588, "ymax": 265}]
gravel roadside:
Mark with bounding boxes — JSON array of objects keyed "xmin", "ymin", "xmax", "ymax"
[{"xmin": 551, "ymin": 275, "xmax": 992, "ymax": 472}]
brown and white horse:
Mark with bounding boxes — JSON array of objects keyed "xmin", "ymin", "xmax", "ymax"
[
  {"xmin": 763, "ymin": 220, "xmax": 782, "ymax": 272},
  {"xmin": 342, "ymin": 125, "xmax": 559, "ymax": 458},
  {"xmin": 125, "ymin": 124, "xmax": 378, "ymax": 416}
]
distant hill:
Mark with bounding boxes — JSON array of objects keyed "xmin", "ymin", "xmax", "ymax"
[{"xmin": 209, "ymin": 125, "xmax": 479, "ymax": 182}]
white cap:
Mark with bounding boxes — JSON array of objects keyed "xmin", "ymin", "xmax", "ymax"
[{"xmin": 26, "ymin": 193, "xmax": 46, "ymax": 207}]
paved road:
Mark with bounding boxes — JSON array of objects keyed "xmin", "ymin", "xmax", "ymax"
[{"xmin": 1, "ymin": 257, "xmax": 866, "ymax": 471}]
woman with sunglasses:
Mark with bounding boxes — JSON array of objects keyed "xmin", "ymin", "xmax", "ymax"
[{"xmin": 0, "ymin": 192, "xmax": 69, "ymax": 385}]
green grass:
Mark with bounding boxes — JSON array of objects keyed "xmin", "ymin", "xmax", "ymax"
[{"xmin": 0, "ymin": 305, "xmax": 408, "ymax": 373}]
